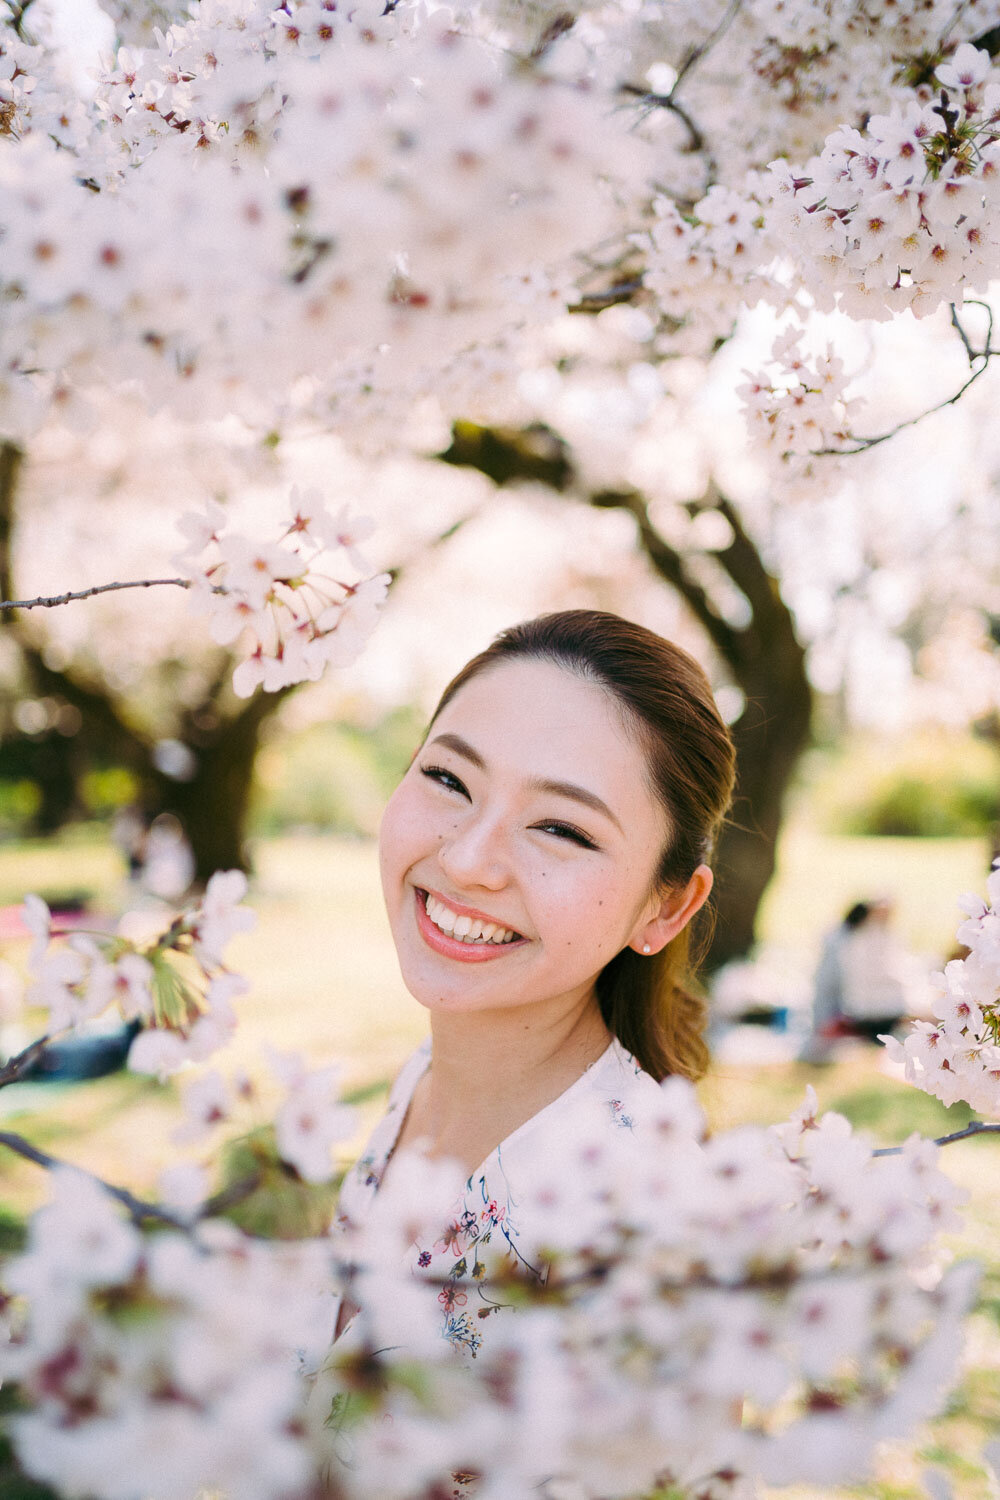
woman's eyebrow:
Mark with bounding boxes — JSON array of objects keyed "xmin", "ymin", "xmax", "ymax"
[
  {"xmin": 428, "ymin": 731, "xmax": 486, "ymax": 769},
  {"xmin": 426, "ymin": 731, "xmax": 623, "ymax": 833}
]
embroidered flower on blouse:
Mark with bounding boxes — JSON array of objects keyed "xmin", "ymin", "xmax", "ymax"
[
  {"xmin": 609, "ymin": 1098, "xmax": 635, "ymax": 1130},
  {"xmin": 436, "ymin": 1221, "xmax": 468, "ymax": 1257}
]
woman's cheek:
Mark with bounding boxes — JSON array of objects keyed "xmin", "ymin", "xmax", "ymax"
[
  {"xmin": 378, "ymin": 785, "xmax": 418, "ymax": 894},
  {"xmin": 541, "ymin": 864, "xmax": 620, "ymax": 958}
]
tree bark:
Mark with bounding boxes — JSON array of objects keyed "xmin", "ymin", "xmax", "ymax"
[
  {"xmin": 438, "ymin": 424, "xmax": 814, "ymax": 969},
  {"xmin": 623, "ymin": 485, "xmax": 813, "ymax": 969},
  {"xmin": 164, "ymin": 670, "xmax": 294, "ymax": 882},
  {"xmin": 0, "ymin": 442, "xmax": 23, "ymax": 611}
]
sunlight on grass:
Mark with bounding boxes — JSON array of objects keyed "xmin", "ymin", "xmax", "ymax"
[{"xmin": 759, "ymin": 829, "xmax": 988, "ymax": 958}]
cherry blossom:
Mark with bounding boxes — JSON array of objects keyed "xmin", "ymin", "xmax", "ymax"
[
  {"xmin": 313, "ymin": 1078, "xmax": 976, "ymax": 1500},
  {"xmin": 172, "ymin": 1069, "xmax": 233, "ymax": 1145},
  {"xmin": 175, "ymin": 493, "xmax": 391, "ymax": 697},
  {"xmin": 4, "ymin": 0, "xmax": 994, "ymax": 477},
  {"xmin": 5, "ymin": 2, "xmax": 1000, "ymax": 1489},
  {"xmin": 21, "ymin": 893, "xmax": 50, "ymax": 971},
  {"xmin": 269, "ymin": 1049, "xmax": 359, "ymax": 1182},
  {"xmin": 883, "ymin": 861, "xmax": 1000, "ymax": 1118},
  {"xmin": 188, "ymin": 870, "xmax": 256, "ymax": 968},
  {"xmin": 1, "ymin": 1178, "xmax": 336, "ymax": 1500},
  {"xmin": 18, "ymin": 871, "xmax": 254, "ymax": 1077}
]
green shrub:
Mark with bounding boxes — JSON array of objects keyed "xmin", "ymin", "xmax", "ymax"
[
  {"xmin": 842, "ymin": 774, "xmax": 1000, "ymax": 837},
  {"xmin": 0, "ymin": 780, "xmax": 42, "ymax": 835},
  {"xmin": 817, "ymin": 733, "xmax": 1000, "ymax": 839}
]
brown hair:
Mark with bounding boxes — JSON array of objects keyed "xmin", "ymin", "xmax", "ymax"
[{"xmin": 426, "ymin": 610, "xmax": 736, "ymax": 1082}]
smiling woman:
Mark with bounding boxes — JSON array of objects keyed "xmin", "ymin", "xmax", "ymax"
[{"xmin": 330, "ymin": 610, "xmax": 736, "ymax": 1369}]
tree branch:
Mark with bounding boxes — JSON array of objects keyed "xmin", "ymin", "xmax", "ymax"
[
  {"xmin": 617, "ymin": 0, "xmax": 739, "ymax": 171},
  {"xmin": 814, "ymin": 301, "xmax": 997, "ymax": 457},
  {"xmin": 670, "ymin": 0, "xmax": 744, "ymax": 95},
  {"xmin": 0, "ymin": 1134, "xmax": 267, "ymax": 1227},
  {"xmin": 708, "ymin": 490, "xmax": 792, "ymax": 639},
  {"xmin": 200, "ymin": 1172, "xmax": 266, "ymax": 1217},
  {"xmin": 434, "ymin": 424, "xmax": 778, "ymax": 676},
  {"xmin": 568, "ymin": 279, "xmax": 646, "ymax": 314},
  {"xmin": 590, "ymin": 486, "xmax": 748, "ymax": 665},
  {"xmin": 0, "ymin": 577, "xmax": 193, "ymax": 610},
  {"xmin": 872, "ymin": 1119, "xmax": 1000, "ymax": 1156},
  {"xmin": 0, "ymin": 1129, "xmax": 191, "ymax": 1228},
  {"xmin": 0, "ymin": 1035, "xmax": 52, "ymax": 1089},
  {"xmin": 618, "ymin": 82, "xmax": 707, "ymax": 158}
]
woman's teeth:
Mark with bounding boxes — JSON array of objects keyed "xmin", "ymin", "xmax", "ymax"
[{"xmin": 424, "ymin": 893, "xmax": 519, "ymax": 944}]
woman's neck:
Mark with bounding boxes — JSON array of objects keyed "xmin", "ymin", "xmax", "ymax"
[{"xmin": 408, "ymin": 993, "xmax": 613, "ymax": 1173}]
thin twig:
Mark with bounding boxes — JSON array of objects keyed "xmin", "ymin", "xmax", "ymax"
[
  {"xmin": 0, "ymin": 1129, "xmax": 191, "ymax": 1228},
  {"xmin": 815, "ymin": 319, "xmax": 995, "ymax": 459},
  {"xmin": 619, "ymin": 83, "xmax": 706, "ymax": 154},
  {"xmin": 873, "ymin": 1120, "xmax": 1000, "ymax": 1156},
  {"xmin": 671, "ymin": 0, "xmax": 744, "ymax": 95},
  {"xmin": 568, "ymin": 279, "xmax": 646, "ymax": 313},
  {"xmin": 949, "ymin": 299, "xmax": 977, "ymax": 362},
  {"xmin": 939, "ymin": 0, "xmax": 973, "ymax": 46},
  {"xmin": 0, "ymin": 1133, "xmax": 266, "ymax": 1227},
  {"xmin": 0, "ymin": 1034, "xmax": 51, "ymax": 1088},
  {"xmin": 200, "ymin": 1172, "xmax": 265, "ymax": 1218},
  {"xmin": 0, "ymin": 577, "xmax": 193, "ymax": 610}
]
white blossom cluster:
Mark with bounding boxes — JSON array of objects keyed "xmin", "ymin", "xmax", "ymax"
[
  {"xmin": 726, "ymin": 0, "xmax": 994, "ymax": 160},
  {"xmin": 172, "ymin": 1048, "xmax": 359, "ymax": 1184},
  {"xmin": 0, "ymin": 0, "xmax": 647, "ymax": 442},
  {"xmin": 0, "ymin": 1070, "xmax": 979, "ymax": 1500},
  {"xmin": 318, "ymin": 1082, "xmax": 975, "ymax": 1500},
  {"xmin": 0, "ymin": 18, "xmax": 38, "ymax": 139},
  {"xmin": 737, "ymin": 328, "xmax": 862, "ymax": 489},
  {"xmin": 767, "ymin": 45, "xmax": 1000, "ymax": 322},
  {"xmin": 0, "ymin": 1170, "xmax": 337, "ymax": 1500},
  {"xmin": 639, "ymin": 182, "xmax": 780, "ymax": 357},
  {"xmin": 3, "ymin": 850, "xmax": 994, "ymax": 1500},
  {"xmin": 641, "ymin": 43, "xmax": 1000, "ymax": 331},
  {"xmin": 174, "ymin": 490, "xmax": 390, "ymax": 696},
  {"xmin": 21, "ymin": 869, "xmax": 255, "ymax": 1076},
  {"xmin": 3, "ymin": 0, "xmax": 999, "ymax": 461},
  {"xmin": 884, "ymin": 861, "xmax": 1000, "ymax": 1118}
]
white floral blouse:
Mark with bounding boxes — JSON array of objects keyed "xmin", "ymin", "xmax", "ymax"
[{"xmin": 335, "ymin": 1035, "xmax": 666, "ymax": 1359}]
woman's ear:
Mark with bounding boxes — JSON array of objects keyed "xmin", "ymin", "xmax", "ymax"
[{"xmin": 631, "ymin": 864, "xmax": 713, "ymax": 955}]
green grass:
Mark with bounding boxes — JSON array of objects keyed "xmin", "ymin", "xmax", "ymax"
[
  {"xmin": 0, "ymin": 825, "xmax": 121, "ymax": 908},
  {"xmin": 758, "ymin": 828, "xmax": 989, "ymax": 958}
]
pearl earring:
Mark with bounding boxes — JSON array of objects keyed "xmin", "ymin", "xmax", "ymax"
[{"xmin": 642, "ymin": 943, "xmax": 651, "ymax": 954}]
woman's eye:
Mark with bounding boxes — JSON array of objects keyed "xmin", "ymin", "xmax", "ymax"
[
  {"xmin": 420, "ymin": 765, "xmax": 470, "ymax": 798},
  {"xmin": 534, "ymin": 821, "xmax": 599, "ymax": 851}
]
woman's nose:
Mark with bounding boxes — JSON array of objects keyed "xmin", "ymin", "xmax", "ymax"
[{"xmin": 437, "ymin": 810, "xmax": 510, "ymax": 892}]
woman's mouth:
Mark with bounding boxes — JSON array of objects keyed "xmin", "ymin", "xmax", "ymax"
[{"xmin": 414, "ymin": 888, "xmax": 528, "ymax": 963}]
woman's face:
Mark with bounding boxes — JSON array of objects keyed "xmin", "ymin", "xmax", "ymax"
[{"xmin": 378, "ymin": 657, "xmax": 701, "ymax": 1020}]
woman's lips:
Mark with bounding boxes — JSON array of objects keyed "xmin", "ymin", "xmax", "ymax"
[{"xmin": 413, "ymin": 888, "xmax": 528, "ymax": 963}]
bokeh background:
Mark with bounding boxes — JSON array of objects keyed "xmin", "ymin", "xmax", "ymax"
[{"xmin": 2, "ymin": 1, "xmax": 1000, "ymax": 1490}]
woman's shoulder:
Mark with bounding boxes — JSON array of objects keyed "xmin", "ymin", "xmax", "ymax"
[
  {"xmin": 498, "ymin": 1037, "xmax": 666, "ymax": 1163},
  {"xmin": 574, "ymin": 1036, "xmax": 666, "ymax": 1128}
]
